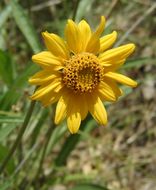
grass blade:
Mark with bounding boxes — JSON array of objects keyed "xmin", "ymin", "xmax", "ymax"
[
  {"xmin": 123, "ymin": 57, "xmax": 155, "ymax": 69},
  {"xmin": 0, "ymin": 5, "xmax": 11, "ymax": 28},
  {"xmin": 55, "ymin": 115, "xmax": 93, "ymax": 166},
  {"xmin": 10, "ymin": 0, "xmax": 42, "ymax": 53},
  {"xmin": 0, "ymin": 50, "xmax": 14, "ymax": 87}
]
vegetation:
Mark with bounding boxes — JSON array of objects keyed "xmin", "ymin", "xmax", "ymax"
[{"xmin": 0, "ymin": 0, "xmax": 155, "ymax": 189}]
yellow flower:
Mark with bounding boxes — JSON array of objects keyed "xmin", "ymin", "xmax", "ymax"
[{"xmin": 29, "ymin": 16, "xmax": 137, "ymax": 134}]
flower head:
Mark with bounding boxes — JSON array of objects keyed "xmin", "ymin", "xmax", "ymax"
[{"xmin": 29, "ymin": 16, "xmax": 137, "ymax": 134}]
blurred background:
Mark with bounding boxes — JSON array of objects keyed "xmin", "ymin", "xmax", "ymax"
[{"xmin": 0, "ymin": 0, "xmax": 156, "ymax": 190}]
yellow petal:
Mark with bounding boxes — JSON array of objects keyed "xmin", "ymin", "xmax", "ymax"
[
  {"xmin": 66, "ymin": 93, "xmax": 85, "ymax": 134},
  {"xmin": 100, "ymin": 31, "xmax": 117, "ymax": 53},
  {"xmin": 31, "ymin": 79, "xmax": 62, "ymax": 100},
  {"xmin": 98, "ymin": 81, "xmax": 117, "ymax": 101},
  {"xmin": 94, "ymin": 16, "xmax": 106, "ymax": 37},
  {"xmin": 41, "ymin": 90, "xmax": 62, "ymax": 107},
  {"xmin": 78, "ymin": 20, "xmax": 92, "ymax": 51},
  {"xmin": 32, "ymin": 51, "xmax": 63, "ymax": 70},
  {"xmin": 55, "ymin": 96, "xmax": 68, "ymax": 124},
  {"xmin": 86, "ymin": 35, "xmax": 100, "ymax": 54},
  {"xmin": 67, "ymin": 97, "xmax": 81, "ymax": 134},
  {"xmin": 73, "ymin": 94, "xmax": 88, "ymax": 121},
  {"xmin": 88, "ymin": 94, "xmax": 107, "ymax": 125},
  {"xmin": 86, "ymin": 16, "xmax": 105, "ymax": 54},
  {"xmin": 67, "ymin": 112, "xmax": 81, "ymax": 134},
  {"xmin": 68, "ymin": 94, "xmax": 88, "ymax": 121},
  {"xmin": 42, "ymin": 32, "xmax": 69, "ymax": 59},
  {"xmin": 99, "ymin": 44, "xmax": 135, "ymax": 62},
  {"xmin": 29, "ymin": 70, "xmax": 59, "ymax": 85},
  {"xmin": 100, "ymin": 59, "xmax": 126, "ymax": 72},
  {"xmin": 65, "ymin": 19, "xmax": 82, "ymax": 53},
  {"xmin": 80, "ymin": 94, "xmax": 88, "ymax": 120},
  {"xmin": 104, "ymin": 78, "xmax": 123, "ymax": 97},
  {"xmin": 104, "ymin": 72, "xmax": 137, "ymax": 87}
]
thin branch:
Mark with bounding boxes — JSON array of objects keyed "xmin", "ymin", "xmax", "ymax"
[
  {"xmin": 13, "ymin": 143, "xmax": 38, "ymax": 176},
  {"xmin": 31, "ymin": 0, "xmax": 61, "ymax": 12},
  {"xmin": 115, "ymin": 3, "xmax": 156, "ymax": 46},
  {"xmin": 34, "ymin": 115, "xmax": 55, "ymax": 187},
  {"xmin": 106, "ymin": 0, "xmax": 119, "ymax": 19}
]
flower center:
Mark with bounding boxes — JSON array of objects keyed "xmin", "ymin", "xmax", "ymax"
[{"xmin": 62, "ymin": 53, "xmax": 104, "ymax": 93}]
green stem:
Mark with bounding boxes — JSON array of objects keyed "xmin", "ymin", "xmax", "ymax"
[
  {"xmin": 29, "ymin": 109, "xmax": 49, "ymax": 148},
  {"xmin": 34, "ymin": 118, "xmax": 55, "ymax": 185},
  {"xmin": 0, "ymin": 100, "xmax": 36, "ymax": 175},
  {"xmin": 72, "ymin": 0, "xmax": 80, "ymax": 21}
]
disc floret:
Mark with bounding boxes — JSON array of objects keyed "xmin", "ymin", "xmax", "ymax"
[{"xmin": 62, "ymin": 53, "xmax": 104, "ymax": 93}]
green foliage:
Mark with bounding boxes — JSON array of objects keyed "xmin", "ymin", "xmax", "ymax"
[
  {"xmin": 0, "ymin": 179, "xmax": 13, "ymax": 190},
  {"xmin": 0, "ymin": 50, "xmax": 14, "ymax": 87},
  {"xmin": 0, "ymin": 63, "xmax": 37, "ymax": 110},
  {"xmin": 0, "ymin": 111, "xmax": 23, "ymax": 141},
  {"xmin": 55, "ymin": 116, "xmax": 94, "ymax": 166},
  {"xmin": 69, "ymin": 184, "xmax": 109, "ymax": 190},
  {"xmin": 75, "ymin": 0, "xmax": 94, "ymax": 22},
  {"xmin": 123, "ymin": 57, "xmax": 155, "ymax": 70},
  {"xmin": 0, "ymin": 144, "xmax": 15, "ymax": 174},
  {"xmin": 0, "ymin": 124, "xmax": 19, "ymax": 142},
  {"xmin": 0, "ymin": 5, "xmax": 11, "ymax": 28},
  {"xmin": 10, "ymin": 0, "xmax": 42, "ymax": 53}
]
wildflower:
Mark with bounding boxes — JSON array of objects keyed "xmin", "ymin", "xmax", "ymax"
[{"xmin": 29, "ymin": 16, "xmax": 137, "ymax": 134}]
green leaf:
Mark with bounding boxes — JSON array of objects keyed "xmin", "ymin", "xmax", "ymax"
[
  {"xmin": 69, "ymin": 184, "xmax": 109, "ymax": 190},
  {"xmin": 47, "ymin": 122, "xmax": 67, "ymax": 154},
  {"xmin": 64, "ymin": 173, "xmax": 94, "ymax": 182},
  {"xmin": 121, "ymin": 85, "xmax": 133, "ymax": 96},
  {"xmin": 0, "ymin": 88, "xmax": 21, "ymax": 110},
  {"xmin": 122, "ymin": 57, "xmax": 155, "ymax": 70},
  {"xmin": 0, "ymin": 179, "xmax": 13, "ymax": 190},
  {"xmin": 75, "ymin": 0, "xmax": 94, "ymax": 22},
  {"xmin": 10, "ymin": 0, "xmax": 42, "ymax": 53},
  {"xmin": 13, "ymin": 63, "xmax": 38, "ymax": 88},
  {"xmin": 0, "ymin": 115, "xmax": 23, "ymax": 123},
  {"xmin": 0, "ymin": 144, "xmax": 15, "ymax": 174},
  {"xmin": 30, "ymin": 109, "xmax": 49, "ymax": 147},
  {"xmin": 0, "ymin": 5, "xmax": 12, "ymax": 50},
  {"xmin": 55, "ymin": 115, "xmax": 94, "ymax": 166},
  {"xmin": 0, "ymin": 50, "xmax": 14, "ymax": 86},
  {"xmin": 54, "ymin": 132, "xmax": 81, "ymax": 166},
  {"xmin": 0, "ymin": 29, "xmax": 6, "ymax": 50},
  {"xmin": 0, "ymin": 5, "xmax": 11, "ymax": 28},
  {"xmin": 0, "ymin": 124, "xmax": 20, "ymax": 142},
  {"xmin": 0, "ymin": 63, "xmax": 38, "ymax": 110}
]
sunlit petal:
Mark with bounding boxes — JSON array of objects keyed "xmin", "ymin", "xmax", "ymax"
[
  {"xmin": 99, "ymin": 44, "xmax": 135, "ymax": 62},
  {"xmin": 65, "ymin": 20, "xmax": 82, "ymax": 53},
  {"xmin": 88, "ymin": 94, "xmax": 107, "ymax": 125},
  {"xmin": 32, "ymin": 51, "xmax": 64, "ymax": 70},
  {"xmin": 86, "ymin": 16, "xmax": 105, "ymax": 54},
  {"xmin": 78, "ymin": 20, "xmax": 92, "ymax": 51},
  {"xmin": 55, "ymin": 95, "xmax": 68, "ymax": 124},
  {"xmin": 42, "ymin": 32, "xmax": 69, "ymax": 58},
  {"xmin": 100, "ymin": 31, "xmax": 117, "ymax": 53},
  {"xmin": 104, "ymin": 72, "xmax": 137, "ymax": 87}
]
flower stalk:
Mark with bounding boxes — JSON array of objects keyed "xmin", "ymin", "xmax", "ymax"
[{"xmin": 34, "ymin": 115, "xmax": 55, "ymax": 186}]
